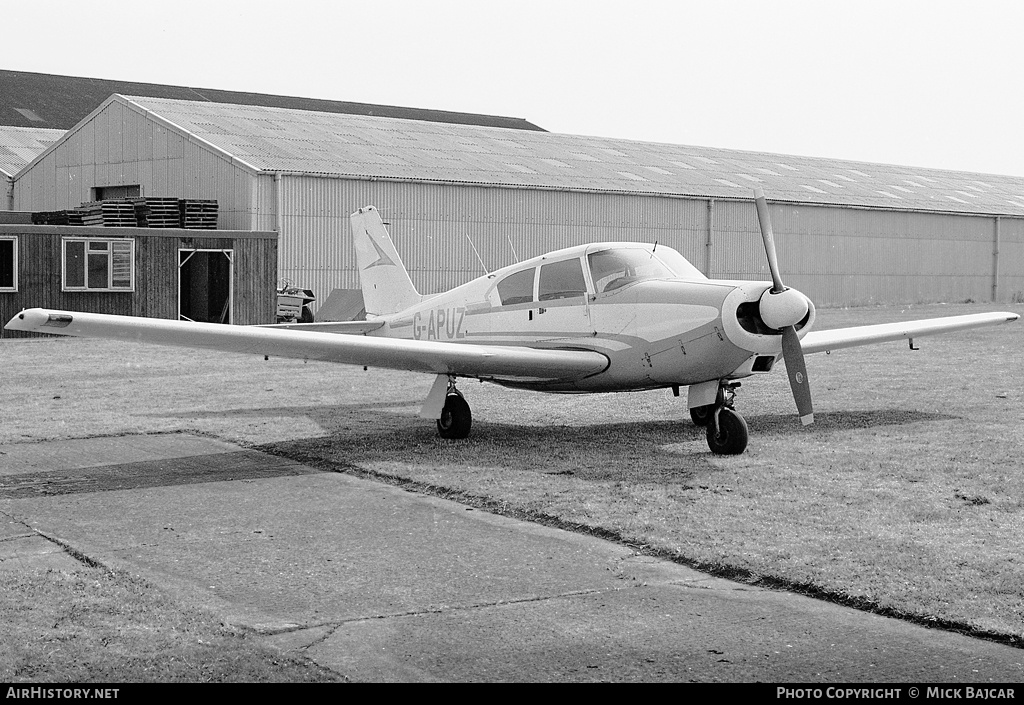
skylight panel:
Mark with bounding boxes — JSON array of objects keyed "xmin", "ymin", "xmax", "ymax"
[
  {"xmin": 819, "ymin": 180, "xmax": 843, "ymax": 188},
  {"xmin": 888, "ymin": 185, "xmax": 914, "ymax": 193},
  {"xmin": 916, "ymin": 175, "xmax": 939, "ymax": 183},
  {"xmin": 644, "ymin": 166, "xmax": 674, "ymax": 175},
  {"xmin": 876, "ymin": 190, "xmax": 902, "ymax": 199},
  {"xmin": 601, "ymin": 148, "xmax": 627, "ymax": 157},
  {"xmin": 714, "ymin": 178, "xmax": 743, "ymax": 188},
  {"xmin": 669, "ymin": 160, "xmax": 695, "ymax": 170},
  {"xmin": 847, "ymin": 169, "xmax": 871, "ymax": 178},
  {"xmin": 954, "ymin": 190, "xmax": 978, "ymax": 199},
  {"xmin": 961, "ymin": 184, "xmax": 985, "ymax": 193},
  {"xmin": 541, "ymin": 158, "xmax": 571, "ymax": 168},
  {"xmin": 945, "ymin": 195, "xmax": 968, "ymax": 204},
  {"xmin": 567, "ymin": 151, "xmax": 600, "ymax": 161},
  {"xmin": 1007, "ymin": 199, "xmax": 1024, "ymax": 208},
  {"xmin": 776, "ymin": 163, "xmax": 799, "ymax": 171},
  {"xmin": 617, "ymin": 171, "xmax": 647, "ymax": 181},
  {"xmin": 832, "ymin": 174, "xmax": 857, "ymax": 182},
  {"xmin": 755, "ymin": 168, "xmax": 782, "ymax": 176},
  {"xmin": 972, "ymin": 180, "xmax": 992, "ymax": 189},
  {"xmin": 903, "ymin": 180, "xmax": 926, "ymax": 188},
  {"xmin": 695, "ymin": 156, "xmax": 719, "ymax": 165},
  {"xmin": 800, "ymin": 184, "xmax": 827, "ymax": 194},
  {"xmin": 734, "ymin": 173, "xmax": 762, "ymax": 183}
]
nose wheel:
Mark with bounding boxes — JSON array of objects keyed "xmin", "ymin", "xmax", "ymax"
[{"xmin": 697, "ymin": 382, "xmax": 749, "ymax": 455}]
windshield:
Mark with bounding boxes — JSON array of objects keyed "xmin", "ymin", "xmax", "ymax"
[{"xmin": 588, "ymin": 247, "xmax": 704, "ymax": 293}]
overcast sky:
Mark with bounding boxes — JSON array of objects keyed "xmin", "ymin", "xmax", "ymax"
[{"xmin": 7, "ymin": 0, "xmax": 1023, "ymax": 176}]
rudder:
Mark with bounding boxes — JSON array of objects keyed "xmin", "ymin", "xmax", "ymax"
[{"xmin": 350, "ymin": 206, "xmax": 421, "ymax": 316}]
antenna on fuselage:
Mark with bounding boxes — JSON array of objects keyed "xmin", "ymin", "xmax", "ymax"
[{"xmin": 466, "ymin": 233, "xmax": 489, "ymax": 275}]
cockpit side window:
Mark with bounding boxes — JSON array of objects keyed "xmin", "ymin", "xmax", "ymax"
[
  {"xmin": 496, "ymin": 267, "xmax": 536, "ymax": 305},
  {"xmin": 588, "ymin": 248, "xmax": 678, "ymax": 293},
  {"xmin": 538, "ymin": 258, "xmax": 587, "ymax": 301}
]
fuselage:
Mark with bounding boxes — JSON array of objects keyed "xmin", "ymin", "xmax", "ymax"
[{"xmin": 369, "ymin": 243, "xmax": 815, "ymax": 393}]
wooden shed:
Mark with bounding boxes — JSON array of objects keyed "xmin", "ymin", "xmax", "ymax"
[{"xmin": 1, "ymin": 224, "xmax": 277, "ymax": 337}]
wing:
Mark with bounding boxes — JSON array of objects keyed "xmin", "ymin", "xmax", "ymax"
[
  {"xmin": 5, "ymin": 309, "xmax": 608, "ymax": 382},
  {"xmin": 800, "ymin": 312, "xmax": 1019, "ymax": 354}
]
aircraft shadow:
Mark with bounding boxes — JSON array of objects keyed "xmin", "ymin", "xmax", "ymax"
[
  {"xmin": 744, "ymin": 408, "xmax": 959, "ymax": 436},
  {"xmin": 153, "ymin": 403, "xmax": 961, "ymax": 485}
]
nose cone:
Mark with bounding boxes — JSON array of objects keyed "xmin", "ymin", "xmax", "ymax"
[{"xmin": 759, "ymin": 287, "xmax": 810, "ymax": 330}]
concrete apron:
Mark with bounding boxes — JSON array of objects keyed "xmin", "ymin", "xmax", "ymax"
[{"xmin": 1, "ymin": 434, "xmax": 1021, "ymax": 683}]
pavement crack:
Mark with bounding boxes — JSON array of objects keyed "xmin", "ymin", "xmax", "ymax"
[{"xmin": 256, "ymin": 586, "xmax": 638, "ymax": 639}]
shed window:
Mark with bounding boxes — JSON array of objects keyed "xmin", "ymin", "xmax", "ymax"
[
  {"xmin": 63, "ymin": 238, "xmax": 135, "ymax": 291},
  {"xmin": 0, "ymin": 237, "xmax": 16, "ymax": 290},
  {"xmin": 538, "ymin": 258, "xmax": 587, "ymax": 301},
  {"xmin": 496, "ymin": 268, "xmax": 535, "ymax": 306}
]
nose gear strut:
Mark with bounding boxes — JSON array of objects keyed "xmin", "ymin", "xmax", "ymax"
[{"xmin": 706, "ymin": 381, "xmax": 748, "ymax": 455}]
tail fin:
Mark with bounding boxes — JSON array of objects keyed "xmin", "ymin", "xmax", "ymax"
[{"xmin": 350, "ymin": 206, "xmax": 421, "ymax": 316}]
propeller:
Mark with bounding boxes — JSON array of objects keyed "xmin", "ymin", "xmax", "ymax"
[{"xmin": 753, "ymin": 188, "xmax": 814, "ymax": 425}]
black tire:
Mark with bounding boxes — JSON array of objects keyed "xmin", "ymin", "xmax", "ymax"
[
  {"xmin": 437, "ymin": 394, "xmax": 472, "ymax": 439},
  {"xmin": 706, "ymin": 408, "xmax": 749, "ymax": 455},
  {"xmin": 689, "ymin": 404, "xmax": 715, "ymax": 426},
  {"xmin": 299, "ymin": 306, "xmax": 314, "ymax": 323}
]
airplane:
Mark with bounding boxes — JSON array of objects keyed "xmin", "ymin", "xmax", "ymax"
[{"xmin": 5, "ymin": 188, "xmax": 1019, "ymax": 455}]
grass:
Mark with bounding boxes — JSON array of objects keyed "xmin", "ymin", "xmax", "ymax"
[
  {"xmin": 2, "ymin": 301, "xmax": 1023, "ymax": 679},
  {"xmin": 0, "ymin": 563, "xmax": 345, "ymax": 682}
]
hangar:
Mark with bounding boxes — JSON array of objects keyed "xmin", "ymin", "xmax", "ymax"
[
  {"xmin": 11, "ymin": 93, "xmax": 1024, "ymax": 312},
  {"xmin": 1, "ymin": 125, "xmax": 64, "ymax": 212}
]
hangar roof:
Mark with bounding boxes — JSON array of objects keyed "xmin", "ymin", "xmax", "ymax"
[
  {"xmin": 0, "ymin": 69, "xmax": 544, "ymax": 132},
  {"xmin": 0, "ymin": 125, "xmax": 64, "ymax": 178},
  {"xmin": 31, "ymin": 94, "xmax": 1024, "ymax": 217}
]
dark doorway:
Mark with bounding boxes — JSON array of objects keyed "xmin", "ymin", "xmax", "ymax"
[{"xmin": 179, "ymin": 249, "xmax": 233, "ymax": 323}]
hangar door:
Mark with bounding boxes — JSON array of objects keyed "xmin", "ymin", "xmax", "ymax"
[{"xmin": 179, "ymin": 249, "xmax": 233, "ymax": 323}]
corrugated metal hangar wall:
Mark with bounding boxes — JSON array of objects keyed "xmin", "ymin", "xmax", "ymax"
[
  {"xmin": 261, "ymin": 176, "xmax": 1022, "ymax": 308},
  {"xmin": 14, "ymin": 95, "xmax": 1024, "ymax": 311}
]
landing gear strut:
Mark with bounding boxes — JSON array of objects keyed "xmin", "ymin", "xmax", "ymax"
[
  {"xmin": 436, "ymin": 380, "xmax": 472, "ymax": 439},
  {"xmin": 702, "ymin": 382, "xmax": 748, "ymax": 455}
]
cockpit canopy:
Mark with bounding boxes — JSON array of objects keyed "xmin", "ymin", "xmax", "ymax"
[{"xmin": 491, "ymin": 245, "xmax": 706, "ymax": 306}]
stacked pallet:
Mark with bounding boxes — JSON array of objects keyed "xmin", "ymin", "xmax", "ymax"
[
  {"xmin": 75, "ymin": 200, "xmax": 138, "ymax": 227},
  {"xmin": 32, "ymin": 210, "xmax": 72, "ymax": 225},
  {"xmin": 131, "ymin": 197, "xmax": 182, "ymax": 228},
  {"xmin": 179, "ymin": 199, "xmax": 218, "ymax": 229},
  {"xmin": 32, "ymin": 197, "xmax": 219, "ymax": 229}
]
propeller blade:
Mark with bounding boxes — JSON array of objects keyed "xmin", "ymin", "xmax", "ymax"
[
  {"xmin": 753, "ymin": 187, "xmax": 785, "ymax": 294},
  {"xmin": 782, "ymin": 325, "xmax": 814, "ymax": 425}
]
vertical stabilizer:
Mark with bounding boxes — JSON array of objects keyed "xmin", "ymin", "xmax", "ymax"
[{"xmin": 350, "ymin": 206, "xmax": 421, "ymax": 316}]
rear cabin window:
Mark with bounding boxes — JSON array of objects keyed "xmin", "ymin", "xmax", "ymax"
[
  {"xmin": 496, "ymin": 268, "xmax": 535, "ymax": 305},
  {"xmin": 538, "ymin": 258, "xmax": 587, "ymax": 301}
]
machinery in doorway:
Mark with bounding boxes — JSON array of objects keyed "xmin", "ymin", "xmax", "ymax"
[{"xmin": 276, "ymin": 279, "xmax": 316, "ymax": 323}]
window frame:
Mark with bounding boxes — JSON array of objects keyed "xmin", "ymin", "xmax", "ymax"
[
  {"xmin": 0, "ymin": 236, "xmax": 17, "ymax": 292},
  {"xmin": 62, "ymin": 237, "xmax": 136, "ymax": 292}
]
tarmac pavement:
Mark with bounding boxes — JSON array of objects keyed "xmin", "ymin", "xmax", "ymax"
[{"xmin": 1, "ymin": 433, "xmax": 1022, "ymax": 683}]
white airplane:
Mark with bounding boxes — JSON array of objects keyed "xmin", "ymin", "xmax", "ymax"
[{"xmin": 6, "ymin": 189, "xmax": 1019, "ymax": 455}]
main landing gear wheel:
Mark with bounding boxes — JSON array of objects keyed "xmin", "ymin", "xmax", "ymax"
[
  {"xmin": 437, "ymin": 392, "xmax": 472, "ymax": 439},
  {"xmin": 707, "ymin": 407, "xmax": 749, "ymax": 455}
]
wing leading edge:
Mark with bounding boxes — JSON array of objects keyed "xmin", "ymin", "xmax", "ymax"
[
  {"xmin": 4, "ymin": 309, "xmax": 609, "ymax": 382},
  {"xmin": 800, "ymin": 312, "xmax": 1019, "ymax": 354}
]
